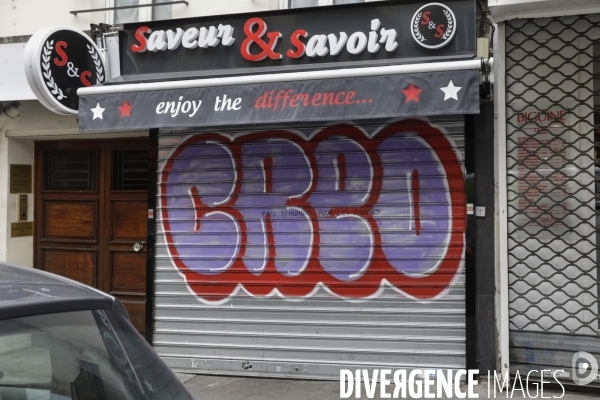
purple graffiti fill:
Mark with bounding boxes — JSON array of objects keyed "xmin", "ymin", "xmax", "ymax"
[
  {"xmin": 237, "ymin": 139, "xmax": 312, "ymax": 276},
  {"xmin": 165, "ymin": 140, "xmax": 239, "ymax": 274},
  {"xmin": 374, "ymin": 132, "xmax": 452, "ymax": 276},
  {"xmin": 309, "ymin": 136, "xmax": 374, "ymax": 281},
  {"xmin": 163, "ymin": 128, "xmax": 456, "ymax": 283}
]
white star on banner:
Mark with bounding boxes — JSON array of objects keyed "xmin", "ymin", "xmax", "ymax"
[
  {"xmin": 440, "ymin": 81, "xmax": 462, "ymax": 101},
  {"xmin": 91, "ymin": 103, "xmax": 105, "ymax": 120}
]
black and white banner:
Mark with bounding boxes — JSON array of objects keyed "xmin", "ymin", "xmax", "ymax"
[{"xmin": 78, "ymin": 70, "xmax": 479, "ymax": 132}]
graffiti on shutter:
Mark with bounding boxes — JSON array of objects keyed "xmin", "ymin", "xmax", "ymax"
[{"xmin": 160, "ymin": 121, "xmax": 465, "ymax": 303}]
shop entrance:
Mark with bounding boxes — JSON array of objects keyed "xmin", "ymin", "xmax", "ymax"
[{"xmin": 34, "ymin": 138, "xmax": 149, "ymax": 334}]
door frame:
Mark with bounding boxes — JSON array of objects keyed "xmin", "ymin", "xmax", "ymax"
[
  {"xmin": 145, "ymin": 129, "xmax": 158, "ymax": 344},
  {"xmin": 34, "ymin": 137, "xmax": 151, "ymax": 336}
]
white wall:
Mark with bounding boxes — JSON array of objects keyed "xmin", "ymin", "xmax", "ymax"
[
  {"xmin": 0, "ymin": 0, "xmax": 106, "ymax": 37},
  {"xmin": 0, "ymin": 1, "xmax": 280, "ymax": 38},
  {"xmin": 0, "ymin": 43, "xmax": 35, "ymax": 101},
  {"xmin": 171, "ymin": 0, "xmax": 276, "ymax": 19},
  {"xmin": 0, "ymin": 118, "xmax": 35, "ymax": 267},
  {"xmin": 4, "ymin": 137, "xmax": 34, "ymax": 267}
]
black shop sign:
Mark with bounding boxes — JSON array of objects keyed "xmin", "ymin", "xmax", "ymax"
[{"xmin": 120, "ymin": 0, "xmax": 475, "ymax": 80}]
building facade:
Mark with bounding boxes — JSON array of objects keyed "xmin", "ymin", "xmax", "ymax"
[{"xmin": 7, "ymin": 0, "xmax": 600, "ymax": 390}]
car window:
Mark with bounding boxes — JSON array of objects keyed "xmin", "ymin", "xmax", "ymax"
[{"xmin": 0, "ymin": 310, "xmax": 193, "ymax": 400}]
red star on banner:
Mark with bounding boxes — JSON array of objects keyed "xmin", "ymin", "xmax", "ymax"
[
  {"xmin": 402, "ymin": 83, "xmax": 422, "ymax": 103},
  {"xmin": 118, "ymin": 101, "xmax": 133, "ymax": 118}
]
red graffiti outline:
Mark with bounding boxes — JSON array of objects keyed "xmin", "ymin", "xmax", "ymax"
[{"xmin": 161, "ymin": 121, "xmax": 465, "ymax": 302}]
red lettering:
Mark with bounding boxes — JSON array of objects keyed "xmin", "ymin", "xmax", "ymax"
[
  {"xmin": 80, "ymin": 71, "xmax": 92, "ymax": 87},
  {"xmin": 311, "ymin": 93, "xmax": 322, "ymax": 106},
  {"xmin": 281, "ymin": 90, "xmax": 293, "ymax": 110},
  {"xmin": 517, "ymin": 113, "xmax": 525, "ymax": 123},
  {"xmin": 548, "ymin": 111, "xmax": 562, "ymax": 121},
  {"xmin": 421, "ymin": 11, "xmax": 430, "ymax": 25},
  {"xmin": 345, "ymin": 91, "xmax": 356, "ymax": 104},
  {"xmin": 435, "ymin": 24, "xmax": 445, "ymax": 38},
  {"xmin": 273, "ymin": 90, "xmax": 286, "ymax": 110},
  {"xmin": 287, "ymin": 29, "xmax": 307, "ymax": 59},
  {"xmin": 290, "ymin": 94, "xmax": 301, "ymax": 107},
  {"xmin": 131, "ymin": 26, "xmax": 151, "ymax": 53},
  {"xmin": 255, "ymin": 91, "xmax": 268, "ymax": 109},
  {"xmin": 53, "ymin": 41, "xmax": 68, "ymax": 66},
  {"xmin": 254, "ymin": 90, "xmax": 367, "ymax": 110},
  {"xmin": 322, "ymin": 92, "xmax": 335, "ymax": 106},
  {"xmin": 301, "ymin": 94, "xmax": 309, "ymax": 106}
]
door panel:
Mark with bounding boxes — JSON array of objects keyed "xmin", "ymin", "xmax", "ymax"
[
  {"xmin": 42, "ymin": 201, "xmax": 97, "ymax": 240},
  {"xmin": 111, "ymin": 201, "xmax": 147, "ymax": 240},
  {"xmin": 109, "ymin": 249, "xmax": 147, "ymax": 333},
  {"xmin": 110, "ymin": 251, "xmax": 147, "ymax": 292},
  {"xmin": 41, "ymin": 248, "xmax": 97, "ymax": 286},
  {"xmin": 35, "ymin": 138, "xmax": 149, "ymax": 335}
]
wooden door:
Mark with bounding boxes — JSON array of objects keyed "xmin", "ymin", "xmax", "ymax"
[
  {"xmin": 35, "ymin": 138, "xmax": 149, "ymax": 334},
  {"xmin": 104, "ymin": 145, "xmax": 149, "ymax": 333}
]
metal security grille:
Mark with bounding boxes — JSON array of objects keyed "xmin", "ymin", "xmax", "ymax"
[
  {"xmin": 112, "ymin": 150, "xmax": 149, "ymax": 191},
  {"xmin": 43, "ymin": 151, "xmax": 97, "ymax": 191},
  {"xmin": 153, "ymin": 118, "xmax": 467, "ymax": 379},
  {"xmin": 506, "ymin": 15, "xmax": 600, "ymax": 376}
]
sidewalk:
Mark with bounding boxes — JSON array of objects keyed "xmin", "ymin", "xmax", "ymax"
[{"xmin": 178, "ymin": 373, "xmax": 599, "ymax": 400}]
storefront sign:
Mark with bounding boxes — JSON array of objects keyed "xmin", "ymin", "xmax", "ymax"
[
  {"xmin": 24, "ymin": 27, "xmax": 107, "ymax": 115},
  {"xmin": 120, "ymin": 1, "xmax": 475, "ymax": 80},
  {"xmin": 79, "ymin": 70, "xmax": 478, "ymax": 132}
]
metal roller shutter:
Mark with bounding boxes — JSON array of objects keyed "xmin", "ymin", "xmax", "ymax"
[
  {"xmin": 505, "ymin": 14, "xmax": 600, "ymax": 384},
  {"xmin": 154, "ymin": 117, "xmax": 467, "ymax": 379}
]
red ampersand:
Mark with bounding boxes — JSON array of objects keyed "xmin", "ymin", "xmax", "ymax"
[{"xmin": 241, "ymin": 17, "xmax": 282, "ymax": 61}]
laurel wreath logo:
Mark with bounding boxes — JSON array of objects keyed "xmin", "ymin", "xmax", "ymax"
[
  {"xmin": 413, "ymin": 12, "xmax": 426, "ymax": 42},
  {"xmin": 441, "ymin": 9, "xmax": 454, "ymax": 40},
  {"xmin": 86, "ymin": 44, "xmax": 105, "ymax": 84},
  {"xmin": 41, "ymin": 40, "xmax": 66, "ymax": 100}
]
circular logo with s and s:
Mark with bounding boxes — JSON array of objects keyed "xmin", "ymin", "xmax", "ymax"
[
  {"xmin": 24, "ymin": 27, "xmax": 106, "ymax": 115},
  {"xmin": 411, "ymin": 3, "xmax": 457, "ymax": 50}
]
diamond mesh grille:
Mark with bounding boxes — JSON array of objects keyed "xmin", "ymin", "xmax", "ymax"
[{"xmin": 506, "ymin": 15, "xmax": 600, "ymax": 335}]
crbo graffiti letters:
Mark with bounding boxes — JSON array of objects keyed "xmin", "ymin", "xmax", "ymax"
[{"xmin": 160, "ymin": 121, "xmax": 465, "ymax": 302}]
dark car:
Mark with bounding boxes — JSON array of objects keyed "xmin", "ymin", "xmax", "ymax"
[{"xmin": 0, "ymin": 262, "xmax": 194, "ymax": 400}]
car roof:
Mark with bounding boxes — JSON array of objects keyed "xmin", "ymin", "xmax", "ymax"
[{"xmin": 0, "ymin": 262, "xmax": 116, "ymax": 320}]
